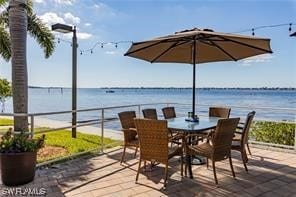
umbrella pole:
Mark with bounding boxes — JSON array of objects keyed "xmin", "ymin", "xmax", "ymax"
[
  {"xmin": 192, "ymin": 63, "xmax": 196, "ymax": 118},
  {"xmin": 192, "ymin": 39, "xmax": 196, "ymax": 118}
]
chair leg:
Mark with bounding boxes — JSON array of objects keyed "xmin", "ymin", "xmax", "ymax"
[
  {"xmin": 120, "ymin": 146, "xmax": 126, "ymax": 164},
  {"xmin": 212, "ymin": 160, "xmax": 218, "ymax": 185},
  {"xmin": 229, "ymin": 156, "xmax": 236, "ymax": 178},
  {"xmin": 134, "ymin": 147, "xmax": 138, "ymax": 158},
  {"xmin": 180, "ymin": 155, "xmax": 183, "ymax": 176},
  {"xmin": 243, "ymin": 149, "xmax": 249, "ymax": 163},
  {"xmin": 164, "ymin": 164, "xmax": 168, "ymax": 187},
  {"xmin": 136, "ymin": 159, "xmax": 142, "ymax": 183},
  {"xmin": 206, "ymin": 158, "xmax": 209, "ymax": 169},
  {"xmin": 246, "ymin": 143, "xmax": 252, "ymax": 155},
  {"xmin": 241, "ymin": 150, "xmax": 248, "ymax": 172}
]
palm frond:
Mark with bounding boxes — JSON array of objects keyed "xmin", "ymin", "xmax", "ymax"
[
  {"xmin": 0, "ymin": 25, "xmax": 11, "ymax": 61},
  {"xmin": 27, "ymin": 14, "xmax": 55, "ymax": 58},
  {"xmin": 26, "ymin": 0, "xmax": 33, "ymax": 16},
  {"xmin": 0, "ymin": 10, "xmax": 8, "ymax": 27},
  {"xmin": 0, "ymin": 0, "xmax": 7, "ymax": 6}
]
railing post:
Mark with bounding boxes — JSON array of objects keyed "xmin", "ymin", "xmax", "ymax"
[
  {"xmin": 138, "ymin": 105, "xmax": 141, "ymax": 117},
  {"xmin": 101, "ymin": 109, "xmax": 104, "ymax": 153},
  {"xmin": 30, "ymin": 115, "xmax": 34, "ymax": 138},
  {"xmin": 294, "ymin": 126, "xmax": 296, "ymax": 151}
]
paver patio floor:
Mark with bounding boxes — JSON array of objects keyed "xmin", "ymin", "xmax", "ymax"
[{"xmin": 1, "ymin": 146, "xmax": 295, "ymax": 196}]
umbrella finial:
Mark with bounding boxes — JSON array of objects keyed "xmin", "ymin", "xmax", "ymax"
[
  {"xmin": 175, "ymin": 28, "xmax": 201, "ymax": 34},
  {"xmin": 175, "ymin": 28, "xmax": 214, "ymax": 34}
]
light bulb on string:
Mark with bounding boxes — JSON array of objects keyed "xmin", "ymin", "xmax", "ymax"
[
  {"xmin": 80, "ymin": 51, "xmax": 83, "ymax": 55},
  {"xmin": 115, "ymin": 43, "xmax": 118, "ymax": 48},
  {"xmin": 252, "ymin": 28, "xmax": 255, "ymax": 36},
  {"xmin": 289, "ymin": 23, "xmax": 292, "ymax": 32},
  {"xmin": 101, "ymin": 43, "xmax": 104, "ymax": 48},
  {"xmin": 91, "ymin": 49, "xmax": 93, "ymax": 54},
  {"xmin": 58, "ymin": 38, "xmax": 60, "ymax": 43}
]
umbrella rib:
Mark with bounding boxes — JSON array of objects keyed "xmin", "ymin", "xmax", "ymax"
[
  {"xmin": 150, "ymin": 40, "xmax": 191, "ymax": 63},
  {"xmin": 207, "ymin": 40, "xmax": 238, "ymax": 61},
  {"xmin": 216, "ymin": 35, "xmax": 273, "ymax": 53},
  {"xmin": 124, "ymin": 40, "xmax": 166, "ymax": 56}
]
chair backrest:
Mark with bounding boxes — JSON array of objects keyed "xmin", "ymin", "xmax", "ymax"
[
  {"xmin": 134, "ymin": 119, "xmax": 168, "ymax": 164},
  {"xmin": 209, "ymin": 107, "xmax": 231, "ymax": 118},
  {"xmin": 142, "ymin": 108, "xmax": 158, "ymax": 120},
  {"xmin": 118, "ymin": 111, "xmax": 136, "ymax": 129},
  {"xmin": 241, "ymin": 111, "xmax": 256, "ymax": 147},
  {"xmin": 212, "ymin": 118, "xmax": 240, "ymax": 161},
  {"xmin": 162, "ymin": 107, "xmax": 176, "ymax": 119}
]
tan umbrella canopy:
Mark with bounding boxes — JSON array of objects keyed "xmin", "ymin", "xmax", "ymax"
[{"xmin": 124, "ymin": 28, "xmax": 272, "ymax": 118}]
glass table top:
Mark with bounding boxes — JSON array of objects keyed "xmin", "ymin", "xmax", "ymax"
[{"xmin": 167, "ymin": 116, "xmax": 220, "ymax": 132}]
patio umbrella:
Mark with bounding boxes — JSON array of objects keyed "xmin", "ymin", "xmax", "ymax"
[{"xmin": 124, "ymin": 28, "xmax": 272, "ymax": 118}]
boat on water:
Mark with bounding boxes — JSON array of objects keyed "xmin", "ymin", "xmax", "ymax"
[{"xmin": 106, "ymin": 90, "xmax": 115, "ymax": 93}]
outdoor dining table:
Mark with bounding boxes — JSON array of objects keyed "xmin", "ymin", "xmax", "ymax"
[{"xmin": 167, "ymin": 116, "xmax": 220, "ymax": 179}]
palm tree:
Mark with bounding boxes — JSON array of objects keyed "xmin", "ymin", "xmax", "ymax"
[{"xmin": 0, "ymin": 0, "xmax": 55, "ymax": 131}]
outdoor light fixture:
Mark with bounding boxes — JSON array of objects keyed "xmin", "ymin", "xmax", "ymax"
[
  {"xmin": 52, "ymin": 23, "xmax": 78, "ymax": 138},
  {"xmin": 51, "ymin": 23, "xmax": 73, "ymax": 33}
]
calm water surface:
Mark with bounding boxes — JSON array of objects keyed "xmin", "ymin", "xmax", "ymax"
[{"xmin": 3, "ymin": 88, "xmax": 296, "ymax": 125}]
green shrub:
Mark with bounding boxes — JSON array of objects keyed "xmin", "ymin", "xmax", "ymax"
[
  {"xmin": 0, "ymin": 129, "xmax": 45, "ymax": 153},
  {"xmin": 250, "ymin": 121, "xmax": 295, "ymax": 146}
]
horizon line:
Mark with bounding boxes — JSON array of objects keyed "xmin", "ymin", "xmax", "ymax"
[{"xmin": 29, "ymin": 86, "xmax": 296, "ymax": 89}]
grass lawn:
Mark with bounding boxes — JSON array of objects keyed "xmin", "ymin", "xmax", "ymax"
[
  {"xmin": 0, "ymin": 118, "xmax": 13, "ymax": 126},
  {"xmin": 34, "ymin": 129, "xmax": 121, "ymax": 163}
]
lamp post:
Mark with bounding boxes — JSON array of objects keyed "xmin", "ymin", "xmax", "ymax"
[{"xmin": 52, "ymin": 23, "xmax": 77, "ymax": 138}]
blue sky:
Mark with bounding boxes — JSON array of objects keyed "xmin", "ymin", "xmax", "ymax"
[{"xmin": 0, "ymin": 0, "xmax": 295, "ymax": 88}]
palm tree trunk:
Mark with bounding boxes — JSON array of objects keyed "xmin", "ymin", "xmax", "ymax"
[{"xmin": 9, "ymin": 0, "xmax": 29, "ymax": 131}]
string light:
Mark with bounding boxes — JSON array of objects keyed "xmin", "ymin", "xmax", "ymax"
[
  {"xmin": 232, "ymin": 22, "xmax": 295, "ymax": 36},
  {"xmin": 55, "ymin": 22, "xmax": 295, "ymax": 55}
]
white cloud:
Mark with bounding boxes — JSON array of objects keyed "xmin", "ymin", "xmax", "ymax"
[
  {"xmin": 93, "ymin": 2, "xmax": 116, "ymax": 17},
  {"xmin": 105, "ymin": 51, "xmax": 119, "ymax": 55},
  {"xmin": 63, "ymin": 12, "xmax": 80, "ymax": 25},
  {"xmin": 84, "ymin": 23, "xmax": 92, "ymax": 27},
  {"xmin": 39, "ymin": 12, "xmax": 65, "ymax": 27},
  {"xmin": 33, "ymin": 0, "xmax": 44, "ymax": 3},
  {"xmin": 76, "ymin": 32, "xmax": 92, "ymax": 40},
  {"xmin": 62, "ymin": 32, "xmax": 93, "ymax": 40},
  {"xmin": 53, "ymin": 0, "xmax": 75, "ymax": 5},
  {"xmin": 241, "ymin": 54, "xmax": 274, "ymax": 66},
  {"xmin": 39, "ymin": 12, "xmax": 92, "ymax": 40}
]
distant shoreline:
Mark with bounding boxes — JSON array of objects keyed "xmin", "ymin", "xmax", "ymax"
[{"xmin": 29, "ymin": 86, "xmax": 296, "ymax": 91}]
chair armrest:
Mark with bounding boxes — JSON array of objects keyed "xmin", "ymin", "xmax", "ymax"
[
  {"xmin": 234, "ymin": 131, "xmax": 243, "ymax": 135},
  {"xmin": 129, "ymin": 128, "xmax": 137, "ymax": 132},
  {"xmin": 122, "ymin": 128, "xmax": 137, "ymax": 141},
  {"xmin": 237, "ymin": 125, "xmax": 244, "ymax": 130}
]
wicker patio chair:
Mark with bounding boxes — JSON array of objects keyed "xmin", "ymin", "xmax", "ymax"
[
  {"xmin": 232, "ymin": 111, "xmax": 256, "ymax": 171},
  {"xmin": 209, "ymin": 107, "xmax": 231, "ymax": 118},
  {"xmin": 118, "ymin": 111, "xmax": 139, "ymax": 164},
  {"xmin": 134, "ymin": 118, "xmax": 183, "ymax": 187},
  {"xmin": 162, "ymin": 107, "xmax": 176, "ymax": 119},
  {"xmin": 142, "ymin": 108, "xmax": 158, "ymax": 120},
  {"xmin": 162, "ymin": 107, "xmax": 183, "ymax": 146},
  {"xmin": 196, "ymin": 107, "xmax": 232, "ymax": 143},
  {"xmin": 186, "ymin": 118, "xmax": 240, "ymax": 184}
]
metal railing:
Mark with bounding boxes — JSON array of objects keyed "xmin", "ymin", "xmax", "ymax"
[{"xmin": 0, "ymin": 102, "xmax": 295, "ymax": 153}]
